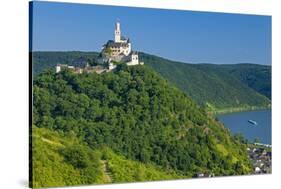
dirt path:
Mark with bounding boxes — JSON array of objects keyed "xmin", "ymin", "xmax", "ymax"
[
  {"xmin": 100, "ymin": 160, "xmax": 112, "ymax": 183},
  {"xmin": 41, "ymin": 137, "xmax": 64, "ymax": 147}
]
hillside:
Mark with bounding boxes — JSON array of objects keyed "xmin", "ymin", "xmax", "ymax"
[
  {"xmin": 218, "ymin": 63, "xmax": 271, "ymax": 99},
  {"xmin": 140, "ymin": 53, "xmax": 271, "ymax": 112},
  {"xmin": 32, "ymin": 126, "xmax": 182, "ymax": 188},
  {"xmin": 32, "ymin": 51, "xmax": 271, "ymax": 112},
  {"xmin": 32, "ymin": 51, "xmax": 99, "ymax": 75},
  {"xmin": 32, "ymin": 65, "xmax": 252, "ymax": 188}
]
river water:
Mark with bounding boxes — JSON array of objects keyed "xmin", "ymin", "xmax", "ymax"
[{"xmin": 217, "ymin": 110, "xmax": 272, "ymax": 145}]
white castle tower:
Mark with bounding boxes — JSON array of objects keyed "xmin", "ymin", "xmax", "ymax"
[
  {"xmin": 98, "ymin": 21, "xmax": 144, "ymax": 67},
  {"xmin": 114, "ymin": 22, "xmax": 121, "ymax": 42}
]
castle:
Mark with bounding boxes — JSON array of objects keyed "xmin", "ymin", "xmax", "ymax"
[
  {"xmin": 98, "ymin": 22, "xmax": 144, "ymax": 69},
  {"xmin": 56, "ymin": 22, "xmax": 143, "ymax": 74}
]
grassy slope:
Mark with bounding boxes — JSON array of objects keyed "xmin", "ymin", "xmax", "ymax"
[{"xmin": 31, "ymin": 126, "xmax": 183, "ymax": 188}]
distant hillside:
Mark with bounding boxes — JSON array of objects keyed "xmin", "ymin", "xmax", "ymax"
[
  {"xmin": 32, "ymin": 65, "xmax": 251, "ymax": 187},
  {"xmin": 139, "ymin": 53, "xmax": 271, "ymax": 112},
  {"xmin": 32, "ymin": 51, "xmax": 99, "ymax": 75},
  {"xmin": 218, "ymin": 64, "xmax": 271, "ymax": 99},
  {"xmin": 32, "ymin": 51, "xmax": 271, "ymax": 112}
]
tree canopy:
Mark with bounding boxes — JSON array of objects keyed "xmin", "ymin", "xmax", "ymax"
[{"xmin": 32, "ymin": 64, "xmax": 252, "ymax": 188}]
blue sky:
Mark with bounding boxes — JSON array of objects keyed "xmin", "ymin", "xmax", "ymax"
[{"xmin": 31, "ymin": 1, "xmax": 271, "ymax": 65}]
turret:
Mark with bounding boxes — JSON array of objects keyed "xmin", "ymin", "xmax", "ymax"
[
  {"xmin": 114, "ymin": 22, "xmax": 121, "ymax": 42},
  {"xmin": 56, "ymin": 65, "xmax": 61, "ymax": 73}
]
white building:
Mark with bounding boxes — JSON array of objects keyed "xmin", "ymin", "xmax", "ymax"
[
  {"xmin": 56, "ymin": 65, "xmax": 62, "ymax": 73},
  {"xmin": 108, "ymin": 62, "xmax": 117, "ymax": 70},
  {"xmin": 127, "ymin": 52, "xmax": 140, "ymax": 66},
  {"xmin": 56, "ymin": 64, "xmax": 82, "ymax": 74},
  {"xmin": 99, "ymin": 22, "xmax": 143, "ymax": 68},
  {"xmin": 56, "ymin": 64, "xmax": 74, "ymax": 73},
  {"xmin": 255, "ymin": 167, "xmax": 261, "ymax": 173}
]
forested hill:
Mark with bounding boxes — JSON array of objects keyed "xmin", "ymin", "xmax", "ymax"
[
  {"xmin": 140, "ymin": 53, "xmax": 271, "ymax": 111},
  {"xmin": 217, "ymin": 63, "xmax": 271, "ymax": 99},
  {"xmin": 32, "ymin": 51, "xmax": 271, "ymax": 112},
  {"xmin": 32, "ymin": 51, "xmax": 100, "ymax": 75},
  {"xmin": 32, "ymin": 65, "xmax": 251, "ymax": 188}
]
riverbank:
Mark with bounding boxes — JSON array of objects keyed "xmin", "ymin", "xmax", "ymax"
[{"xmin": 210, "ymin": 105, "xmax": 271, "ymax": 115}]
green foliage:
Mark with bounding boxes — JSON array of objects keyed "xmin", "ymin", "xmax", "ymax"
[
  {"xmin": 139, "ymin": 52, "xmax": 271, "ymax": 110},
  {"xmin": 60, "ymin": 145, "xmax": 90, "ymax": 169},
  {"xmin": 219, "ymin": 63, "xmax": 271, "ymax": 99},
  {"xmin": 31, "ymin": 127, "xmax": 184, "ymax": 188},
  {"xmin": 33, "ymin": 64, "xmax": 252, "ymax": 188},
  {"xmin": 104, "ymin": 47, "xmax": 112, "ymax": 55},
  {"xmin": 32, "ymin": 51, "xmax": 271, "ymax": 112},
  {"xmin": 100, "ymin": 147, "xmax": 184, "ymax": 182},
  {"xmin": 87, "ymin": 58, "xmax": 98, "ymax": 66},
  {"xmin": 233, "ymin": 133, "xmax": 248, "ymax": 144},
  {"xmin": 32, "ymin": 51, "xmax": 99, "ymax": 75},
  {"xmin": 31, "ymin": 126, "xmax": 104, "ymax": 188}
]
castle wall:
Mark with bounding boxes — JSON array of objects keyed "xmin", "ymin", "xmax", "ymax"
[
  {"xmin": 127, "ymin": 54, "xmax": 139, "ymax": 66},
  {"xmin": 124, "ymin": 43, "xmax": 131, "ymax": 56},
  {"xmin": 109, "ymin": 43, "xmax": 131, "ymax": 56}
]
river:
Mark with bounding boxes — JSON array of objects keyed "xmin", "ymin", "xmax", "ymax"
[{"xmin": 217, "ymin": 109, "xmax": 272, "ymax": 145}]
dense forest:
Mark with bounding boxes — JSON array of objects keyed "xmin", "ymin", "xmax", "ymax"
[
  {"xmin": 32, "ymin": 64, "xmax": 252, "ymax": 188},
  {"xmin": 218, "ymin": 63, "xmax": 271, "ymax": 99},
  {"xmin": 140, "ymin": 53, "xmax": 271, "ymax": 112},
  {"xmin": 32, "ymin": 51, "xmax": 271, "ymax": 112}
]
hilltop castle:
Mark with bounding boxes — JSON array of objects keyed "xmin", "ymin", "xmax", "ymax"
[
  {"xmin": 98, "ymin": 22, "xmax": 144, "ymax": 69},
  {"xmin": 56, "ymin": 22, "xmax": 143, "ymax": 74}
]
